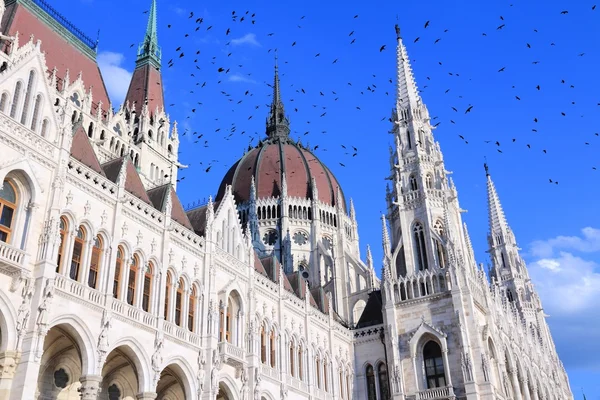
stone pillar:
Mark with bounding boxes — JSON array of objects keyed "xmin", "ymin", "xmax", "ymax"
[
  {"xmin": 510, "ymin": 369, "xmax": 523, "ymax": 400},
  {"xmin": 442, "ymin": 349, "xmax": 453, "ymax": 386},
  {"xmin": 137, "ymin": 392, "xmax": 157, "ymax": 400},
  {"xmin": 80, "ymin": 238, "xmax": 94, "ymax": 286},
  {"xmin": 521, "ymin": 378, "xmax": 532, "ymax": 400},
  {"xmin": 79, "ymin": 375, "xmax": 102, "ymax": 400},
  {"xmin": 0, "ymin": 351, "xmax": 18, "ymax": 399}
]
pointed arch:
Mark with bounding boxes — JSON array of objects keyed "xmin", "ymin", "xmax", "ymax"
[
  {"xmin": 47, "ymin": 314, "xmax": 97, "ymax": 376},
  {"xmin": 0, "ymin": 287, "xmax": 17, "ymax": 352},
  {"xmin": 104, "ymin": 336, "xmax": 151, "ymax": 393},
  {"xmin": 157, "ymin": 356, "xmax": 197, "ymax": 400}
]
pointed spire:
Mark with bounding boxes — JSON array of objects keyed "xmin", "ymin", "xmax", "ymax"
[
  {"xmin": 366, "ymin": 244, "xmax": 373, "ymax": 270},
  {"xmin": 249, "ymin": 176, "xmax": 257, "ymax": 203},
  {"xmin": 117, "ymin": 157, "xmax": 128, "ymax": 187},
  {"xmin": 485, "ymin": 164, "xmax": 510, "ymax": 240},
  {"xmin": 349, "ymin": 198, "xmax": 356, "ymax": 221},
  {"xmin": 381, "ymin": 215, "xmax": 391, "ymax": 259},
  {"xmin": 137, "ymin": 0, "xmax": 161, "ymax": 66},
  {"xmin": 266, "ymin": 53, "xmax": 290, "ymax": 139},
  {"xmin": 395, "ymin": 24, "xmax": 422, "ymax": 111}
]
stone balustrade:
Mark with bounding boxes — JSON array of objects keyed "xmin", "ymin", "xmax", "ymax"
[{"xmin": 417, "ymin": 386, "xmax": 454, "ymax": 400}]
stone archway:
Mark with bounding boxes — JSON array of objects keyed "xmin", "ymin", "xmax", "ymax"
[
  {"xmin": 100, "ymin": 345, "xmax": 144, "ymax": 400},
  {"xmin": 216, "ymin": 381, "xmax": 236, "ymax": 400},
  {"xmin": 155, "ymin": 363, "xmax": 189, "ymax": 400},
  {"xmin": 37, "ymin": 325, "xmax": 85, "ymax": 400}
]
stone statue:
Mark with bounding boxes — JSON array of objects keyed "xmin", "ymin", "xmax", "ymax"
[
  {"xmin": 97, "ymin": 309, "xmax": 112, "ymax": 368},
  {"xmin": 16, "ymin": 278, "xmax": 34, "ymax": 345},
  {"xmin": 151, "ymin": 332, "xmax": 164, "ymax": 385},
  {"xmin": 197, "ymin": 349, "xmax": 206, "ymax": 399},
  {"xmin": 239, "ymin": 367, "xmax": 248, "ymax": 400},
  {"xmin": 393, "ymin": 364, "xmax": 402, "ymax": 393},
  {"xmin": 481, "ymin": 353, "xmax": 490, "ymax": 382},
  {"xmin": 36, "ymin": 279, "xmax": 54, "ymax": 329},
  {"xmin": 253, "ymin": 367, "xmax": 262, "ymax": 400}
]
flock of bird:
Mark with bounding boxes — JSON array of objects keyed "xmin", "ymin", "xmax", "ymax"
[{"xmin": 122, "ymin": 2, "xmax": 599, "ymax": 191}]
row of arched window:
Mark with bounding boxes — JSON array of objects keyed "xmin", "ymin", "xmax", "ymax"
[
  {"xmin": 408, "ymin": 173, "xmax": 434, "ymax": 192},
  {"xmin": 55, "ymin": 216, "xmax": 203, "ymax": 333},
  {"xmin": 149, "ymin": 163, "xmax": 166, "ymax": 182},
  {"xmin": 412, "ymin": 221, "xmax": 447, "ymax": 272},
  {"xmin": 1, "ymin": 70, "xmax": 49, "ymax": 137}
]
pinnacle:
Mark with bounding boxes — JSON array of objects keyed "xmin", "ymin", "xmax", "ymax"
[
  {"xmin": 137, "ymin": 0, "xmax": 161, "ymax": 65},
  {"xmin": 395, "ymin": 24, "xmax": 422, "ymax": 110}
]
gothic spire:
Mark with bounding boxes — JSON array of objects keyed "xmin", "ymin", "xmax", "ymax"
[
  {"xmin": 485, "ymin": 163, "xmax": 510, "ymax": 242},
  {"xmin": 395, "ymin": 24, "xmax": 422, "ymax": 111},
  {"xmin": 137, "ymin": 0, "xmax": 161, "ymax": 67},
  {"xmin": 266, "ymin": 53, "xmax": 290, "ymax": 139},
  {"xmin": 382, "ymin": 215, "xmax": 391, "ymax": 260}
]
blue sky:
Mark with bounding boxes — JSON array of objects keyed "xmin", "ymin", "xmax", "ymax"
[{"xmin": 58, "ymin": 0, "xmax": 599, "ymax": 396}]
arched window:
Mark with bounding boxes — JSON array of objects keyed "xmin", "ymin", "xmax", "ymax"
[
  {"xmin": 10, "ymin": 81, "xmax": 22, "ymax": 118},
  {"xmin": 298, "ymin": 344, "xmax": 304, "ymax": 381},
  {"xmin": 0, "ymin": 181, "xmax": 17, "ymax": 243},
  {"xmin": 142, "ymin": 263, "xmax": 153, "ymax": 312},
  {"xmin": 406, "ymin": 130, "xmax": 412, "ymax": 149},
  {"xmin": 506, "ymin": 289, "xmax": 514, "ymax": 302},
  {"xmin": 56, "ymin": 218, "xmax": 67, "ymax": 272},
  {"xmin": 289, "ymin": 341, "xmax": 295, "ymax": 377},
  {"xmin": 413, "ymin": 223, "xmax": 429, "ymax": 271},
  {"xmin": 126, "ymin": 255, "xmax": 139, "ymax": 306},
  {"xmin": 324, "ymin": 359, "xmax": 329, "ymax": 392},
  {"xmin": 164, "ymin": 273, "xmax": 172, "ymax": 320},
  {"xmin": 113, "ymin": 247, "xmax": 124, "ymax": 299},
  {"xmin": 188, "ymin": 285, "xmax": 196, "ymax": 331},
  {"xmin": 0, "ymin": 92, "xmax": 8, "ymax": 113},
  {"xmin": 409, "ymin": 175, "xmax": 418, "ymax": 191},
  {"xmin": 366, "ymin": 364, "xmax": 376, "ymax": 400},
  {"xmin": 69, "ymin": 226, "xmax": 86, "ymax": 281},
  {"xmin": 175, "ymin": 278, "xmax": 184, "ymax": 326},
  {"xmin": 30, "ymin": 94, "xmax": 42, "ymax": 131},
  {"xmin": 88, "ymin": 122, "xmax": 94, "ymax": 138},
  {"xmin": 378, "ymin": 363, "xmax": 390, "ymax": 400},
  {"xmin": 346, "ymin": 373, "xmax": 352, "ymax": 400},
  {"xmin": 424, "ymin": 341, "xmax": 446, "ymax": 389},
  {"xmin": 260, "ymin": 325, "xmax": 267, "ymax": 364},
  {"xmin": 426, "ymin": 174, "xmax": 433, "ymax": 189},
  {"xmin": 20, "ymin": 71, "xmax": 35, "ymax": 124},
  {"xmin": 88, "ymin": 236, "xmax": 103, "ymax": 289},
  {"xmin": 108, "ymin": 383, "xmax": 121, "ymax": 400},
  {"xmin": 40, "ymin": 119, "xmax": 49, "ymax": 138},
  {"xmin": 316, "ymin": 357, "xmax": 322, "ymax": 389},
  {"xmin": 270, "ymin": 329, "xmax": 276, "ymax": 367}
]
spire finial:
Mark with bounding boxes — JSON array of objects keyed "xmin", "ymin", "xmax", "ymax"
[
  {"xmin": 266, "ymin": 53, "xmax": 290, "ymax": 139},
  {"xmin": 484, "ymin": 156, "xmax": 490, "ymax": 177},
  {"xmin": 395, "ymin": 24, "xmax": 422, "ymax": 111},
  {"xmin": 137, "ymin": 0, "xmax": 161, "ymax": 66}
]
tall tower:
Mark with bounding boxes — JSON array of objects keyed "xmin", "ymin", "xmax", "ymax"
[
  {"xmin": 485, "ymin": 165, "xmax": 547, "ymax": 334},
  {"xmin": 385, "ymin": 25, "xmax": 474, "ymax": 280}
]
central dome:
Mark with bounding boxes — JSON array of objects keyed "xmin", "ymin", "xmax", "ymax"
[
  {"xmin": 216, "ymin": 138, "xmax": 346, "ymax": 210},
  {"xmin": 216, "ymin": 64, "xmax": 346, "ymax": 210}
]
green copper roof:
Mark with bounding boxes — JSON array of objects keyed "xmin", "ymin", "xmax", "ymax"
[{"xmin": 136, "ymin": 0, "xmax": 161, "ymax": 66}]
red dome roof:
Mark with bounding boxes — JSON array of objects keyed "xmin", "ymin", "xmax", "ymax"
[{"xmin": 216, "ymin": 139, "xmax": 346, "ymax": 211}]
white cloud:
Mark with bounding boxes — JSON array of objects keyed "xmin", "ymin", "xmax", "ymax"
[
  {"xmin": 97, "ymin": 51, "xmax": 132, "ymax": 106},
  {"xmin": 230, "ymin": 33, "xmax": 260, "ymax": 47},
  {"xmin": 530, "ymin": 227, "xmax": 600, "ymax": 258},
  {"xmin": 228, "ymin": 73, "xmax": 256, "ymax": 84},
  {"xmin": 525, "ymin": 229, "xmax": 600, "ymax": 370}
]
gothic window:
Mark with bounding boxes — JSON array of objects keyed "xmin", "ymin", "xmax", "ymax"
[
  {"xmin": 53, "ymin": 368, "xmax": 69, "ymax": 389},
  {"xmin": 188, "ymin": 285, "xmax": 196, "ymax": 332},
  {"xmin": 263, "ymin": 229, "xmax": 278, "ymax": 246},
  {"xmin": 289, "ymin": 341, "xmax": 295, "ymax": 377},
  {"xmin": 426, "ymin": 174, "xmax": 433, "ymax": 189},
  {"xmin": 293, "ymin": 231, "xmax": 308, "ymax": 246},
  {"xmin": 175, "ymin": 278, "xmax": 184, "ymax": 326},
  {"xmin": 57, "ymin": 218, "xmax": 67, "ymax": 272},
  {"xmin": 113, "ymin": 247, "xmax": 124, "ymax": 299},
  {"xmin": 164, "ymin": 272, "xmax": 173, "ymax": 320},
  {"xmin": 424, "ymin": 341, "xmax": 446, "ymax": 389},
  {"xmin": 298, "ymin": 344, "xmax": 304, "ymax": 381},
  {"xmin": 346, "ymin": 373, "xmax": 352, "ymax": 400},
  {"xmin": 435, "ymin": 240, "xmax": 447, "ymax": 268},
  {"xmin": 270, "ymin": 329, "xmax": 276, "ymax": 367},
  {"xmin": 30, "ymin": 94, "xmax": 42, "ymax": 132},
  {"xmin": 41, "ymin": 119, "xmax": 49, "ymax": 138},
  {"xmin": 88, "ymin": 122, "xmax": 94, "ymax": 138},
  {"xmin": 0, "ymin": 181, "xmax": 17, "ymax": 243},
  {"xmin": 20, "ymin": 71, "xmax": 35, "ymax": 124},
  {"xmin": 409, "ymin": 175, "xmax": 418, "ymax": 191},
  {"xmin": 506, "ymin": 289, "xmax": 514, "ymax": 302},
  {"xmin": 260, "ymin": 325, "xmax": 267, "ymax": 364},
  {"xmin": 88, "ymin": 236, "xmax": 103, "ymax": 289},
  {"xmin": 108, "ymin": 384, "xmax": 121, "ymax": 400},
  {"xmin": 113, "ymin": 123, "xmax": 122, "ymax": 136},
  {"xmin": 501, "ymin": 252, "xmax": 507, "ymax": 269},
  {"xmin": 69, "ymin": 226, "xmax": 86, "ymax": 281},
  {"xmin": 70, "ymin": 92, "xmax": 81, "ymax": 107},
  {"xmin": 0, "ymin": 92, "xmax": 7, "ymax": 113},
  {"xmin": 126, "ymin": 255, "xmax": 139, "ymax": 306},
  {"xmin": 433, "ymin": 220, "xmax": 444, "ymax": 237},
  {"xmin": 142, "ymin": 263, "xmax": 153, "ymax": 313},
  {"xmin": 340, "ymin": 370, "xmax": 345, "ymax": 399},
  {"xmin": 10, "ymin": 81, "xmax": 22, "ymax": 118},
  {"xmin": 406, "ymin": 130, "xmax": 412, "ymax": 149},
  {"xmin": 324, "ymin": 358, "xmax": 329, "ymax": 392},
  {"xmin": 316, "ymin": 357, "xmax": 322, "ymax": 389},
  {"xmin": 378, "ymin": 362, "xmax": 390, "ymax": 400},
  {"xmin": 323, "ymin": 236, "xmax": 333, "ymax": 251},
  {"xmin": 413, "ymin": 223, "xmax": 429, "ymax": 271}
]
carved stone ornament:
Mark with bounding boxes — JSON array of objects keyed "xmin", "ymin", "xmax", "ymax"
[
  {"xmin": 66, "ymin": 190, "xmax": 73, "ymax": 206},
  {"xmin": 36, "ymin": 279, "xmax": 54, "ymax": 329},
  {"xmin": 100, "ymin": 210, "xmax": 107, "ymax": 227},
  {"xmin": 15, "ymin": 278, "xmax": 34, "ymax": 346},
  {"xmin": 121, "ymin": 221, "xmax": 128, "ymax": 237},
  {"xmin": 84, "ymin": 200, "xmax": 91, "ymax": 216},
  {"xmin": 97, "ymin": 309, "xmax": 112, "ymax": 368},
  {"xmin": 151, "ymin": 332, "xmax": 164, "ymax": 386}
]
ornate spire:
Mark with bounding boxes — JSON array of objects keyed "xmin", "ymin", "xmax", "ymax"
[
  {"xmin": 395, "ymin": 24, "xmax": 422, "ymax": 111},
  {"xmin": 137, "ymin": 0, "xmax": 161, "ymax": 66},
  {"xmin": 382, "ymin": 215, "xmax": 391, "ymax": 260},
  {"xmin": 486, "ymin": 164, "xmax": 510, "ymax": 241},
  {"xmin": 266, "ymin": 53, "xmax": 290, "ymax": 139}
]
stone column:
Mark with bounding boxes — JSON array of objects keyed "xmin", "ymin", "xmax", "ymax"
[
  {"xmin": 510, "ymin": 369, "xmax": 523, "ymax": 400},
  {"xmin": 59, "ymin": 231, "xmax": 75, "ymax": 276},
  {"xmin": 0, "ymin": 351, "xmax": 18, "ymax": 399},
  {"xmin": 442, "ymin": 349, "xmax": 453, "ymax": 386},
  {"xmin": 521, "ymin": 378, "xmax": 532, "ymax": 400},
  {"xmin": 79, "ymin": 375, "xmax": 102, "ymax": 400},
  {"xmin": 137, "ymin": 392, "xmax": 157, "ymax": 400},
  {"xmin": 79, "ymin": 238, "xmax": 94, "ymax": 286}
]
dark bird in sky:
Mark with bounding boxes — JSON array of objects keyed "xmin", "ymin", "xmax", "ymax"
[
  {"xmin": 560, "ymin": 10, "xmax": 568, "ymax": 14},
  {"xmin": 497, "ymin": 24, "xmax": 505, "ymax": 30},
  {"xmin": 498, "ymin": 67, "xmax": 505, "ymax": 72},
  {"xmin": 424, "ymin": 20, "xmax": 430, "ymax": 28},
  {"xmin": 414, "ymin": 37, "xmax": 420, "ymax": 43},
  {"xmin": 465, "ymin": 105, "xmax": 473, "ymax": 114},
  {"xmin": 379, "ymin": 45, "xmax": 386, "ymax": 52}
]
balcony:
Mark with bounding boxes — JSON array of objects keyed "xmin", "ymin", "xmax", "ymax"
[
  {"xmin": 417, "ymin": 386, "xmax": 455, "ymax": 400},
  {"xmin": 218, "ymin": 341, "xmax": 246, "ymax": 368},
  {"xmin": 0, "ymin": 241, "xmax": 27, "ymax": 279}
]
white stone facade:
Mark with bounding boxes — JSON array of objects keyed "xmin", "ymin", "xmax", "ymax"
[{"xmin": 0, "ymin": 3, "xmax": 572, "ymax": 400}]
